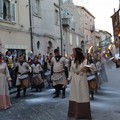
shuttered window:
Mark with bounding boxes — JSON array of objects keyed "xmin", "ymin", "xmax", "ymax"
[
  {"xmin": 0, "ymin": 0, "xmax": 3, "ymax": 19},
  {"xmin": 10, "ymin": 3, "xmax": 16, "ymax": 22}
]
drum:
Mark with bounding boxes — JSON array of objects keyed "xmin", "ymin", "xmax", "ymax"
[
  {"xmin": 32, "ymin": 75, "xmax": 43, "ymax": 88},
  {"xmin": 87, "ymin": 75, "xmax": 98, "ymax": 91},
  {"xmin": 18, "ymin": 75, "xmax": 30, "ymax": 89}
]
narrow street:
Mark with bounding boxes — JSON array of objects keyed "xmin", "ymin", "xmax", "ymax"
[{"xmin": 0, "ymin": 62, "xmax": 120, "ymax": 120}]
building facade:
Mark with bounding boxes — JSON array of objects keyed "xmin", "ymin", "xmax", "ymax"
[
  {"xmin": 30, "ymin": 0, "xmax": 61, "ymax": 56},
  {"xmin": 76, "ymin": 6, "xmax": 95, "ymax": 53},
  {"xmin": 61, "ymin": 0, "xmax": 83, "ymax": 57},
  {"xmin": 99, "ymin": 30, "xmax": 112, "ymax": 53},
  {"xmin": 0, "ymin": 0, "xmax": 31, "ymax": 58}
]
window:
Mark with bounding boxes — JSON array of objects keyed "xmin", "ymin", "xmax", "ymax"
[
  {"xmin": 37, "ymin": 41, "xmax": 40, "ymax": 49},
  {"xmin": 70, "ymin": 33, "xmax": 72, "ymax": 45},
  {"xmin": 34, "ymin": 0, "xmax": 41, "ymax": 17},
  {"xmin": 55, "ymin": 9, "xmax": 59, "ymax": 25},
  {"xmin": 76, "ymin": 35, "xmax": 79, "ymax": 46},
  {"xmin": 0, "ymin": 0, "xmax": 16, "ymax": 22}
]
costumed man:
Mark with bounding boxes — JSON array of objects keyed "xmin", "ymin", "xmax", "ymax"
[
  {"xmin": 51, "ymin": 48, "xmax": 68, "ymax": 98},
  {"xmin": 15, "ymin": 55, "xmax": 31, "ymax": 98},
  {"xmin": 31, "ymin": 56, "xmax": 44, "ymax": 91}
]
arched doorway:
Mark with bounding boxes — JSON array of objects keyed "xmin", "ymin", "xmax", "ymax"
[{"xmin": 47, "ymin": 41, "xmax": 53, "ymax": 54}]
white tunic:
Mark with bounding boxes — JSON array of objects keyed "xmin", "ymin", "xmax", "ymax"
[{"xmin": 16, "ymin": 62, "xmax": 31, "ymax": 86}]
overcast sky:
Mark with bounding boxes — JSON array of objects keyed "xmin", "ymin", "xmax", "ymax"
[{"xmin": 73, "ymin": 0, "xmax": 119, "ymax": 36}]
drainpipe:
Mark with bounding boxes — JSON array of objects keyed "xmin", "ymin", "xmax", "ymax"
[
  {"xmin": 29, "ymin": 0, "xmax": 33, "ymax": 52},
  {"xmin": 59, "ymin": 0, "xmax": 63, "ymax": 55}
]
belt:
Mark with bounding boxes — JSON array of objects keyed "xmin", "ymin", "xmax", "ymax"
[{"xmin": 53, "ymin": 71, "xmax": 64, "ymax": 73}]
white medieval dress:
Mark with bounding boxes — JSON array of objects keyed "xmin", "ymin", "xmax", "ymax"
[
  {"xmin": 67, "ymin": 59, "xmax": 92, "ymax": 120},
  {"xmin": 0, "ymin": 62, "xmax": 12, "ymax": 110},
  {"xmin": 31, "ymin": 63, "xmax": 43, "ymax": 88}
]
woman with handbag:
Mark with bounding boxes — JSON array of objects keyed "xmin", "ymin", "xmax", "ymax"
[
  {"xmin": 15, "ymin": 55, "xmax": 31, "ymax": 98},
  {"xmin": 67, "ymin": 47, "xmax": 92, "ymax": 120},
  {"xmin": 31, "ymin": 56, "xmax": 44, "ymax": 91},
  {"xmin": 0, "ymin": 53, "xmax": 12, "ymax": 110}
]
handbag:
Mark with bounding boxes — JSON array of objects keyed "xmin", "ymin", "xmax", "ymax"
[
  {"xmin": 18, "ymin": 75, "xmax": 30, "ymax": 88},
  {"xmin": 51, "ymin": 73, "xmax": 63, "ymax": 81}
]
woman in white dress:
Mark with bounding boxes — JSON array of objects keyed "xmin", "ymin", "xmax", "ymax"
[
  {"xmin": 0, "ymin": 53, "xmax": 12, "ymax": 110},
  {"xmin": 67, "ymin": 48, "xmax": 92, "ymax": 120}
]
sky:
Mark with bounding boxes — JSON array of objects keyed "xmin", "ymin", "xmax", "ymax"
[{"xmin": 73, "ymin": 0, "xmax": 119, "ymax": 36}]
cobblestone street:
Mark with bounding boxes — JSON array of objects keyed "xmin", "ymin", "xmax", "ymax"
[{"xmin": 0, "ymin": 63, "xmax": 120, "ymax": 120}]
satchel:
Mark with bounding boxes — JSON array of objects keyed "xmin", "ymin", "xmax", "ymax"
[{"xmin": 51, "ymin": 73, "xmax": 63, "ymax": 81}]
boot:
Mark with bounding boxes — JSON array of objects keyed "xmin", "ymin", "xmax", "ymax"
[
  {"xmin": 90, "ymin": 91, "xmax": 94, "ymax": 100},
  {"xmin": 53, "ymin": 85, "xmax": 60, "ymax": 98},
  {"xmin": 23, "ymin": 88, "xmax": 26, "ymax": 97},
  {"xmin": 62, "ymin": 86, "xmax": 66, "ymax": 99},
  {"xmin": 15, "ymin": 86, "xmax": 21, "ymax": 98}
]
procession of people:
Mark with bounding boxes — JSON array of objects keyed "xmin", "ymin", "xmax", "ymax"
[{"xmin": 0, "ymin": 47, "xmax": 118, "ymax": 120}]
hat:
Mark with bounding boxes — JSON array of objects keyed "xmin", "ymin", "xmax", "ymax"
[{"xmin": 54, "ymin": 48, "xmax": 59, "ymax": 53}]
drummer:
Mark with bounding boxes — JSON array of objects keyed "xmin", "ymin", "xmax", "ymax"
[
  {"xmin": 31, "ymin": 56, "xmax": 44, "ymax": 91},
  {"xmin": 15, "ymin": 55, "xmax": 32, "ymax": 98}
]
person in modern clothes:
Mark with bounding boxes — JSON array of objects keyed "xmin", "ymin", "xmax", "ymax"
[
  {"xmin": 5, "ymin": 50, "xmax": 14, "ymax": 86},
  {"xmin": 67, "ymin": 47, "xmax": 92, "ymax": 120},
  {"xmin": 0, "ymin": 53, "xmax": 12, "ymax": 110}
]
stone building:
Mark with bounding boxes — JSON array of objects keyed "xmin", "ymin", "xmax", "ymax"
[
  {"xmin": 29, "ymin": 0, "xmax": 61, "ymax": 56},
  {"xmin": 76, "ymin": 6, "xmax": 95, "ymax": 53},
  {"xmin": 61, "ymin": 0, "xmax": 83, "ymax": 57},
  {"xmin": 0, "ymin": 0, "xmax": 31, "ymax": 58}
]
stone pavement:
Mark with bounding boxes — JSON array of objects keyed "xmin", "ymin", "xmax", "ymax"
[{"xmin": 0, "ymin": 62, "xmax": 120, "ymax": 120}]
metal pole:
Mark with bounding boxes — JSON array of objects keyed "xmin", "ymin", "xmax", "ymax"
[
  {"xmin": 59, "ymin": 0, "xmax": 63, "ymax": 55},
  {"xmin": 29, "ymin": 0, "xmax": 33, "ymax": 52}
]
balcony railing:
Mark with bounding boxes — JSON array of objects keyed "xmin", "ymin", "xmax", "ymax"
[{"xmin": 62, "ymin": 18, "xmax": 70, "ymax": 27}]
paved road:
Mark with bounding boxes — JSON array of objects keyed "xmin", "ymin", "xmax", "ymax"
[{"xmin": 0, "ymin": 62, "xmax": 120, "ymax": 120}]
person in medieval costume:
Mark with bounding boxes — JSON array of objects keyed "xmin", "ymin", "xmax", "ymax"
[
  {"xmin": 15, "ymin": 55, "xmax": 31, "ymax": 98},
  {"xmin": 51, "ymin": 48, "xmax": 68, "ymax": 99},
  {"xmin": 0, "ymin": 53, "xmax": 12, "ymax": 110},
  {"xmin": 67, "ymin": 47, "xmax": 92, "ymax": 120},
  {"xmin": 31, "ymin": 56, "xmax": 44, "ymax": 91}
]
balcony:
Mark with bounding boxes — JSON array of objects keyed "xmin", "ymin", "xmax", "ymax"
[
  {"xmin": 62, "ymin": 18, "xmax": 70, "ymax": 27},
  {"xmin": 90, "ymin": 25, "xmax": 95, "ymax": 32}
]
